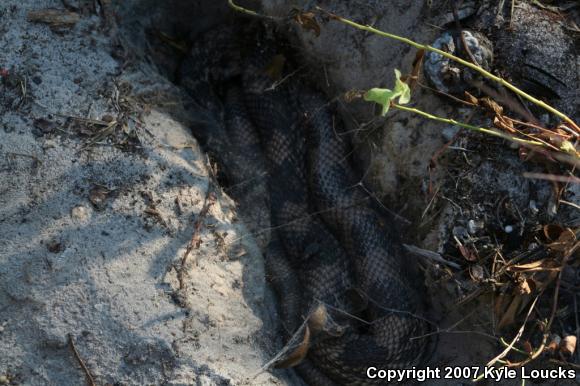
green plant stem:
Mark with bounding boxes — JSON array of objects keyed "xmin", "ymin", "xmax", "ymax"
[
  {"xmin": 392, "ymin": 103, "xmax": 545, "ymax": 147},
  {"xmin": 228, "ymin": 0, "xmax": 260, "ymax": 16},
  {"xmin": 227, "ymin": 0, "xmax": 279, "ymax": 20},
  {"xmin": 321, "ymin": 8, "xmax": 579, "ymax": 131}
]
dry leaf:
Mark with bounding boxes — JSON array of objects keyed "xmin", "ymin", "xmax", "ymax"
[
  {"xmin": 464, "ymin": 91, "xmax": 479, "ymax": 105},
  {"xmin": 493, "ymin": 114, "xmax": 515, "ymax": 133},
  {"xmin": 560, "ymin": 335, "xmax": 577, "ymax": 356},
  {"xmin": 273, "ymin": 325, "xmax": 311, "ymax": 368},
  {"xmin": 547, "ymin": 228, "xmax": 576, "ymax": 252},
  {"xmin": 293, "ymin": 10, "xmax": 321, "ymax": 37},
  {"xmin": 515, "ymin": 275, "xmax": 534, "ymax": 295},
  {"xmin": 480, "ymin": 97, "xmax": 504, "ymax": 116},
  {"xmin": 458, "ymin": 244, "xmax": 478, "ymax": 262},
  {"xmin": 543, "ymin": 224, "xmax": 565, "ymax": 242},
  {"xmin": 407, "ymin": 49, "xmax": 425, "ymax": 89}
]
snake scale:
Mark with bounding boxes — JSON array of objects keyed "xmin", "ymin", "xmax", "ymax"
[{"xmin": 179, "ymin": 23, "xmax": 430, "ymax": 385}]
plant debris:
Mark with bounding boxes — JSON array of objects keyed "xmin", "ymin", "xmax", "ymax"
[{"xmin": 27, "ymin": 8, "xmax": 81, "ymax": 29}]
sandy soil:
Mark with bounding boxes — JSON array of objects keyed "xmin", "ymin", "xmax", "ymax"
[{"xmin": 0, "ymin": 1, "xmax": 294, "ymax": 384}]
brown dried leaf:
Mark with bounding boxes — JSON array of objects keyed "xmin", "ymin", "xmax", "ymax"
[
  {"xmin": 27, "ymin": 9, "xmax": 80, "ymax": 28},
  {"xmin": 293, "ymin": 10, "xmax": 321, "ymax": 37},
  {"xmin": 547, "ymin": 228, "xmax": 576, "ymax": 252},
  {"xmin": 407, "ymin": 49, "xmax": 425, "ymax": 89},
  {"xmin": 543, "ymin": 224, "xmax": 565, "ymax": 242},
  {"xmin": 480, "ymin": 97, "xmax": 504, "ymax": 116},
  {"xmin": 464, "ymin": 91, "xmax": 479, "ymax": 105},
  {"xmin": 560, "ymin": 335, "xmax": 577, "ymax": 356},
  {"xmin": 458, "ymin": 244, "xmax": 478, "ymax": 262},
  {"xmin": 273, "ymin": 325, "xmax": 311, "ymax": 368},
  {"xmin": 515, "ymin": 276, "xmax": 534, "ymax": 295},
  {"xmin": 493, "ymin": 114, "xmax": 515, "ymax": 133}
]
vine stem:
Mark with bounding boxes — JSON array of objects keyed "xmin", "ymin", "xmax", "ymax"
[
  {"xmin": 227, "ymin": 0, "xmax": 280, "ymax": 21},
  {"xmin": 318, "ymin": 7, "xmax": 579, "ymax": 132},
  {"xmin": 392, "ymin": 103, "xmax": 545, "ymax": 147}
]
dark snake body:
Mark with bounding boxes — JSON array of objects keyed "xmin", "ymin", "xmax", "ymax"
[{"xmin": 180, "ymin": 25, "xmax": 430, "ymax": 385}]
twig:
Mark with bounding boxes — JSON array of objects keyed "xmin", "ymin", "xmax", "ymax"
[
  {"xmin": 68, "ymin": 334, "xmax": 96, "ymax": 386},
  {"xmin": 404, "ymin": 244, "xmax": 461, "ymax": 269},
  {"xmin": 500, "ymin": 337, "xmax": 530, "ymax": 356},
  {"xmin": 522, "ymin": 172, "xmax": 580, "ymax": 184},
  {"xmin": 560, "ymin": 200, "xmax": 580, "ymax": 211},
  {"xmin": 409, "ymin": 308, "xmax": 495, "ymax": 341},
  {"xmin": 177, "ymin": 185, "xmax": 216, "ymax": 290},
  {"xmin": 486, "ymin": 295, "xmax": 540, "ymax": 367},
  {"xmin": 265, "ymin": 66, "xmax": 304, "ymax": 91},
  {"xmin": 392, "ymin": 103, "xmax": 546, "ymax": 147},
  {"xmin": 506, "ymin": 241, "xmax": 580, "ymax": 368},
  {"xmin": 254, "ymin": 314, "xmax": 311, "ymax": 376},
  {"xmin": 227, "ymin": 0, "xmax": 281, "ymax": 21},
  {"xmin": 467, "ymin": 78, "xmax": 539, "ymax": 125}
]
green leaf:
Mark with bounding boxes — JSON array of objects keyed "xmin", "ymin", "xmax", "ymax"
[
  {"xmin": 393, "ymin": 69, "xmax": 411, "ymax": 104},
  {"xmin": 364, "ymin": 87, "xmax": 397, "ymax": 115},
  {"xmin": 363, "ymin": 69, "xmax": 411, "ymax": 116}
]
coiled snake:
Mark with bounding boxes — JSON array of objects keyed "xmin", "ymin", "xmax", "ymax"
[{"xmin": 179, "ymin": 24, "xmax": 430, "ymax": 385}]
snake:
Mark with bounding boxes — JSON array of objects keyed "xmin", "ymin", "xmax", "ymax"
[{"xmin": 179, "ymin": 22, "xmax": 431, "ymax": 385}]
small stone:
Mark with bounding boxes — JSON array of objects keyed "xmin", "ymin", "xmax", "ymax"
[
  {"xmin": 71, "ymin": 205, "xmax": 90, "ymax": 221},
  {"xmin": 504, "ymin": 225, "xmax": 514, "ymax": 233},
  {"xmin": 42, "ymin": 138, "xmax": 57, "ymax": 150},
  {"xmin": 0, "ymin": 375, "xmax": 8, "ymax": 384}
]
